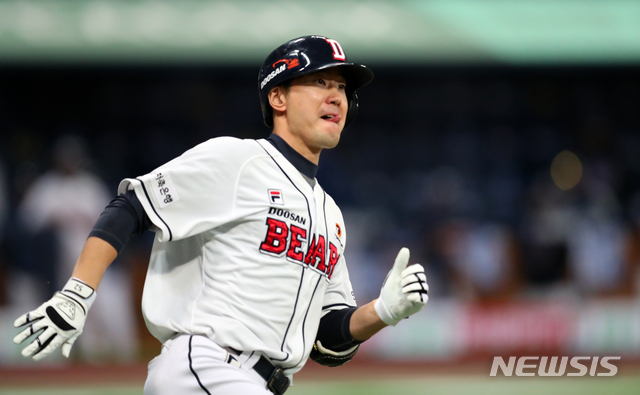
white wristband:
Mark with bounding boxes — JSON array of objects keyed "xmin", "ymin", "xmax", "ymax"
[
  {"xmin": 62, "ymin": 277, "xmax": 97, "ymax": 311},
  {"xmin": 374, "ymin": 298, "xmax": 400, "ymax": 326}
]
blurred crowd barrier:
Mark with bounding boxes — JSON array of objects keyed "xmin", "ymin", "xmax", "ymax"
[
  {"xmin": 0, "ymin": 65, "xmax": 639, "ymax": 365},
  {"xmin": 363, "ymin": 299, "xmax": 640, "ymax": 361}
]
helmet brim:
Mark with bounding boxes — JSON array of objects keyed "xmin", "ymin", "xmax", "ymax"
[{"xmin": 298, "ymin": 62, "xmax": 374, "ymax": 92}]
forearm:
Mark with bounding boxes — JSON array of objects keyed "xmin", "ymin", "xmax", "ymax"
[
  {"xmin": 349, "ymin": 299, "xmax": 388, "ymax": 341},
  {"xmin": 71, "ymin": 236, "xmax": 118, "ymax": 290},
  {"xmin": 72, "ymin": 190, "xmax": 150, "ymax": 289}
]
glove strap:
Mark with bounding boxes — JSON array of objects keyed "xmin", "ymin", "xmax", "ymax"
[
  {"xmin": 374, "ymin": 298, "xmax": 400, "ymax": 326},
  {"xmin": 61, "ymin": 277, "xmax": 97, "ymax": 311},
  {"xmin": 315, "ymin": 340, "xmax": 359, "ymax": 357}
]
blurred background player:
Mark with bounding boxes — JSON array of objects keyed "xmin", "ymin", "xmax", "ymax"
[{"xmin": 17, "ymin": 135, "xmax": 138, "ymax": 362}]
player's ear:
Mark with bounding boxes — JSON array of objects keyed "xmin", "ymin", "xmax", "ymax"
[{"xmin": 268, "ymin": 86, "xmax": 287, "ymax": 113}]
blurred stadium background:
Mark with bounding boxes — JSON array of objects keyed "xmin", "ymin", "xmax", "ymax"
[{"xmin": 1, "ymin": 0, "xmax": 640, "ymax": 394}]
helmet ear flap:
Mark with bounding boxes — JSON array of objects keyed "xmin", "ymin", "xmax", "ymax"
[
  {"xmin": 344, "ymin": 90, "xmax": 359, "ymax": 128},
  {"xmin": 264, "ymin": 106, "xmax": 274, "ymax": 128}
]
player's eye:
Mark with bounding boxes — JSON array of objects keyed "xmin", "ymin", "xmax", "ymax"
[
  {"xmin": 316, "ymin": 79, "xmax": 326, "ymax": 85},
  {"xmin": 338, "ymin": 83, "xmax": 347, "ymax": 90}
]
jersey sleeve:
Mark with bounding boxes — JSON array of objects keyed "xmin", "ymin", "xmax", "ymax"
[
  {"xmin": 118, "ymin": 137, "xmax": 254, "ymax": 242},
  {"xmin": 321, "ymin": 200, "xmax": 357, "ymax": 313},
  {"xmin": 322, "ymin": 254, "xmax": 357, "ymax": 312}
]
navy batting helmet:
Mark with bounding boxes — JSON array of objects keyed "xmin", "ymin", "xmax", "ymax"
[{"xmin": 258, "ymin": 35, "xmax": 374, "ymax": 128}]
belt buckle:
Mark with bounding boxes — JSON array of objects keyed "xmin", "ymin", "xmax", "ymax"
[{"xmin": 267, "ymin": 367, "xmax": 290, "ymax": 395}]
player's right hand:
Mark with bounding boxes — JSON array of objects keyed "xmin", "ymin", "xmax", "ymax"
[
  {"xmin": 374, "ymin": 248, "xmax": 428, "ymax": 326},
  {"xmin": 13, "ymin": 278, "xmax": 96, "ymax": 361}
]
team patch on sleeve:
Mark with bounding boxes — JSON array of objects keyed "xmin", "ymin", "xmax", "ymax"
[{"xmin": 152, "ymin": 172, "xmax": 181, "ymax": 208}]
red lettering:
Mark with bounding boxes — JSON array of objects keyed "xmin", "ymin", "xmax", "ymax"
[
  {"xmin": 305, "ymin": 235, "xmax": 325, "ymax": 271},
  {"xmin": 287, "ymin": 225, "xmax": 307, "ymax": 261},
  {"xmin": 327, "ymin": 242, "xmax": 340, "ymax": 278},
  {"xmin": 259, "ymin": 218, "xmax": 288, "ymax": 254},
  {"xmin": 304, "ymin": 237, "xmax": 316, "ymax": 265},
  {"xmin": 260, "ymin": 222, "xmax": 336, "ymax": 278}
]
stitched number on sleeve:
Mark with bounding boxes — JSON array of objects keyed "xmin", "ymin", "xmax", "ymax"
[{"xmin": 325, "ymin": 39, "xmax": 346, "ymax": 61}]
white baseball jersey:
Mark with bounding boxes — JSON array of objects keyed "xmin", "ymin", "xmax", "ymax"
[{"xmin": 119, "ymin": 136, "xmax": 356, "ymax": 376}]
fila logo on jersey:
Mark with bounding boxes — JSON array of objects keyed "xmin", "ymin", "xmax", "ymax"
[
  {"xmin": 259, "ymin": 218, "xmax": 340, "ymax": 279},
  {"xmin": 268, "ymin": 189, "xmax": 284, "ymax": 205}
]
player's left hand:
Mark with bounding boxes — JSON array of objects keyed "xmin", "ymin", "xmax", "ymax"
[
  {"xmin": 374, "ymin": 248, "xmax": 428, "ymax": 326},
  {"xmin": 13, "ymin": 278, "xmax": 96, "ymax": 360}
]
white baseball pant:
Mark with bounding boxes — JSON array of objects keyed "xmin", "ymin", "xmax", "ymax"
[{"xmin": 144, "ymin": 334, "xmax": 272, "ymax": 395}]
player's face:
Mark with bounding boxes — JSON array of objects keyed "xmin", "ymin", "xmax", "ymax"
[{"xmin": 283, "ymin": 69, "xmax": 348, "ymax": 152}]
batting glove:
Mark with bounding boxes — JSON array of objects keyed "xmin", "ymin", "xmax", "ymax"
[
  {"xmin": 374, "ymin": 248, "xmax": 428, "ymax": 326},
  {"xmin": 14, "ymin": 277, "xmax": 96, "ymax": 360}
]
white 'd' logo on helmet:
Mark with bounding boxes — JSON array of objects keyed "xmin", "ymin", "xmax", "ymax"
[{"xmin": 325, "ymin": 39, "xmax": 346, "ymax": 61}]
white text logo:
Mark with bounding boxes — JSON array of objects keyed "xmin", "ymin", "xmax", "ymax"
[
  {"xmin": 490, "ymin": 356, "xmax": 620, "ymax": 377},
  {"xmin": 261, "ymin": 64, "xmax": 287, "ymax": 89}
]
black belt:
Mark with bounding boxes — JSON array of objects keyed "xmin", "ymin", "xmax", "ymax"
[{"xmin": 229, "ymin": 348, "xmax": 290, "ymax": 395}]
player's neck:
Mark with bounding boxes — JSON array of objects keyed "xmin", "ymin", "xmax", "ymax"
[
  {"xmin": 271, "ymin": 129, "xmax": 322, "ymax": 165},
  {"xmin": 267, "ymin": 134, "xmax": 318, "ymax": 180}
]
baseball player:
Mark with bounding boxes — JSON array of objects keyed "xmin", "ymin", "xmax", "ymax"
[{"xmin": 13, "ymin": 36, "xmax": 429, "ymax": 395}]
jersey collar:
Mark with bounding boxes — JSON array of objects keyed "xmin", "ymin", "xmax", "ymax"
[{"xmin": 267, "ymin": 134, "xmax": 318, "ymax": 179}]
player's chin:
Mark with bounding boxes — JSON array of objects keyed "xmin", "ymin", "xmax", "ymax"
[
  {"xmin": 324, "ymin": 137, "xmax": 340, "ymax": 149},
  {"xmin": 318, "ymin": 127, "xmax": 342, "ymax": 148},
  {"xmin": 320, "ymin": 120, "xmax": 344, "ymax": 136}
]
